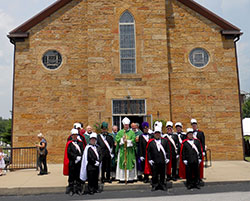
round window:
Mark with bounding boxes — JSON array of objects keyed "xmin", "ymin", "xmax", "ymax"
[
  {"xmin": 189, "ymin": 48, "xmax": 209, "ymax": 68},
  {"xmin": 42, "ymin": 50, "xmax": 62, "ymax": 70}
]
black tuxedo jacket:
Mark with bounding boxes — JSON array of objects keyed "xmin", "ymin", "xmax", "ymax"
[
  {"xmin": 138, "ymin": 133, "xmax": 153, "ymax": 158},
  {"xmin": 182, "ymin": 139, "xmax": 202, "ymax": 164},
  {"xmin": 147, "ymin": 138, "xmax": 170, "ymax": 164},
  {"xmin": 97, "ymin": 133, "xmax": 114, "ymax": 158},
  {"xmin": 87, "ymin": 145, "xmax": 102, "ymax": 171}
]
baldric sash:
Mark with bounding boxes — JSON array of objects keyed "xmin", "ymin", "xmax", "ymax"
[{"xmin": 100, "ymin": 134, "xmax": 112, "ymax": 157}]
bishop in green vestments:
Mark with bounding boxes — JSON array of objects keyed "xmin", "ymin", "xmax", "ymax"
[{"xmin": 115, "ymin": 117, "xmax": 137, "ymax": 182}]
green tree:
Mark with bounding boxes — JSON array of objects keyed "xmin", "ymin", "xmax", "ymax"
[
  {"xmin": 243, "ymin": 98, "xmax": 250, "ymax": 118},
  {"xmin": 0, "ymin": 118, "xmax": 12, "ymax": 145}
]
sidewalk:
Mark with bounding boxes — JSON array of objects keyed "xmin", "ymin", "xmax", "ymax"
[{"xmin": 0, "ymin": 161, "xmax": 250, "ymax": 195}]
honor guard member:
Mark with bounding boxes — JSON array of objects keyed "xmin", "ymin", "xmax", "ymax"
[
  {"xmin": 138, "ymin": 122, "xmax": 153, "ymax": 183},
  {"xmin": 97, "ymin": 122, "xmax": 114, "ymax": 183},
  {"xmin": 131, "ymin": 123, "xmax": 143, "ymax": 181},
  {"xmin": 111, "ymin": 125, "xmax": 118, "ymax": 181},
  {"xmin": 80, "ymin": 133, "xmax": 102, "ymax": 195},
  {"xmin": 84, "ymin": 126, "xmax": 96, "ymax": 144},
  {"xmin": 175, "ymin": 122, "xmax": 186, "ymax": 178},
  {"xmin": 191, "ymin": 119, "xmax": 206, "ymax": 157},
  {"xmin": 115, "ymin": 117, "xmax": 137, "ymax": 182},
  {"xmin": 175, "ymin": 122, "xmax": 186, "ymax": 144},
  {"xmin": 63, "ymin": 129, "xmax": 85, "ymax": 195},
  {"xmin": 179, "ymin": 128, "xmax": 203, "ymax": 190},
  {"xmin": 164, "ymin": 121, "xmax": 179, "ymax": 181},
  {"xmin": 79, "ymin": 122, "xmax": 86, "ymax": 140},
  {"xmin": 191, "ymin": 118, "xmax": 205, "ymax": 185},
  {"xmin": 68, "ymin": 123, "xmax": 87, "ymax": 146},
  {"xmin": 145, "ymin": 126, "xmax": 170, "ymax": 191}
]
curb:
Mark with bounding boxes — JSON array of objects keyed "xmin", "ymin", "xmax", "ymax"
[{"xmin": 1, "ymin": 180, "xmax": 250, "ymax": 196}]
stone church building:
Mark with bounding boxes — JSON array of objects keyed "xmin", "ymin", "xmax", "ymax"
[{"xmin": 8, "ymin": 0, "xmax": 243, "ymax": 163}]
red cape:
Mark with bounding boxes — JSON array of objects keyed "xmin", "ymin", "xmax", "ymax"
[
  {"xmin": 63, "ymin": 139, "xmax": 86, "ymax": 176},
  {"xmin": 179, "ymin": 139, "xmax": 204, "ymax": 179},
  {"xmin": 63, "ymin": 140, "xmax": 72, "ymax": 176},
  {"xmin": 144, "ymin": 138, "xmax": 172, "ymax": 175}
]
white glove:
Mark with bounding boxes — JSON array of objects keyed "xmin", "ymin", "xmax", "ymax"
[
  {"xmin": 203, "ymin": 152, "xmax": 206, "ymax": 156},
  {"xmin": 127, "ymin": 140, "xmax": 133, "ymax": 147},
  {"xmin": 140, "ymin": 156, "xmax": 145, "ymax": 161},
  {"xmin": 75, "ymin": 156, "xmax": 81, "ymax": 164},
  {"xmin": 176, "ymin": 155, "xmax": 179, "ymax": 159},
  {"xmin": 94, "ymin": 161, "xmax": 100, "ymax": 166},
  {"xmin": 183, "ymin": 160, "xmax": 188, "ymax": 165},
  {"xmin": 199, "ymin": 159, "xmax": 202, "ymax": 164},
  {"xmin": 165, "ymin": 159, "xmax": 170, "ymax": 164},
  {"xmin": 149, "ymin": 160, "xmax": 154, "ymax": 166},
  {"xmin": 119, "ymin": 138, "xmax": 124, "ymax": 145},
  {"xmin": 111, "ymin": 154, "xmax": 114, "ymax": 159}
]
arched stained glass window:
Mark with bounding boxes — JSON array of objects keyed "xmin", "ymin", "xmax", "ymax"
[{"xmin": 119, "ymin": 11, "xmax": 136, "ymax": 74}]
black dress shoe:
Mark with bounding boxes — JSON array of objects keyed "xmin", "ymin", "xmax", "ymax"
[
  {"xmin": 161, "ymin": 185, "xmax": 168, "ymax": 191},
  {"xmin": 37, "ymin": 173, "xmax": 44, "ymax": 176},
  {"xmin": 187, "ymin": 185, "xmax": 192, "ymax": 190},
  {"xmin": 172, "ymin": 177, "xmax": 177, "ymax": 181},
  {"xmin": 151, "ymin": 186, "xmax": 157, "ymax": 191}
]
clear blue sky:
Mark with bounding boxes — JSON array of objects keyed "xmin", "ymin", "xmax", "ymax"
[{"xmin": 0, "ymin": 0, "xmax": 249, "ymax": 119}]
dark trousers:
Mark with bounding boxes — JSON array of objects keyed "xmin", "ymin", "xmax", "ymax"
[
  {"xmin": 68, "ymin": 161, "xmax": 81, "ymax": 185},
  {"xmin": 101, "ymin": 155, "xmax": 111, "ymax": 181},
  {"xmin": 186, "ymin": 162, "xmax": 199, "ymax": 186},
  {"xmin": 172, "ymin": 156, "xmax": 177, "ymax": 177},
  {"xmin": 151, "ymin": 163, "xmax": 166, "ymax": 186},
  {"xmin": 38, "ymin": 154, "xmax": 47, "ymax": 174},
  {"xmin": 167, "ymin": 155, "xmax": 177, "ymax": 178},
  {"xmin": 87, "ymin": 168, "xmax": 99, "ymax": 193},
  {"xmin": 141, "ymin": 160, "xmax": 149, "ymax": 179}
]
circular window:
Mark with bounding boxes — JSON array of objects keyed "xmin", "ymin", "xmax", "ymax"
[
  {"xmin": 42, "ymin": 50, "xmax": 62, "ymax": 70},
  {"xmin": 189, "ymin": 48, "xmax": 209, "ymax": 68}
]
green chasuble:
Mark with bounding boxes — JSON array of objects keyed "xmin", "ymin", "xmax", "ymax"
[{"xmin": 115, "ymin": 129, "xmax": 136, "ymax": 170}]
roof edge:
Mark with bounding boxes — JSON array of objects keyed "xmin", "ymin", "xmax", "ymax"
[
  {"xmin": 177, "ymin": 0, "xmax": 241, "ymax": 31},
  {"xmin": 9, "ymin": 0, "xmax": 73, "ymax": 34}
]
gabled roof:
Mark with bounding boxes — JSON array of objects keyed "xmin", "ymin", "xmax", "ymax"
[{"xmin": 8, "ymin": 0, "xmax": 242, "ymax": 42}]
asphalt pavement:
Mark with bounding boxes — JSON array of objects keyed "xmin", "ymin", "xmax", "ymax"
[
  {"xmin": 1, "ymin": 182, "xmax": 250, "ymax": 201},
  {"xmin": 1, "ymin": 161, "xmax": 250, "ymax": 196}
]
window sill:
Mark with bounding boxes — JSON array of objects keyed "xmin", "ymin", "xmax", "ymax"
[{"xmin": 115, "ymin": 74, "xmax": 142, "ymax": 81}]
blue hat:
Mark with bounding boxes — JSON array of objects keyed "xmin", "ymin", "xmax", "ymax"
[{"xmin": 142, "ymin": 122, "xmax": 149, "ymax": 128}]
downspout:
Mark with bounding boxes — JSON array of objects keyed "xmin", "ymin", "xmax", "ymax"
[
  {"xmin": 234, "ymin": 35, "xmax": 245, "ymax": 160},
  {"xmin": 10, "ymin": 39, "xmax": 16, "ymax": 148}
]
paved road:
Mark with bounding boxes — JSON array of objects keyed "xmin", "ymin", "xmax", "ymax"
[{"xmin": 1, "ymin": 182, "xmax": 250, "ymax": 201}]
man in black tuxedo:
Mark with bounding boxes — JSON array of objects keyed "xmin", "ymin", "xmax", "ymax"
[
  {"xmin": 191, "ymin": 118, "xmax": 205, "ymax": 185},
  {"xmin": 97, "ymin": 122, "xmax": 114, "ymax": 183},
  {"xmin": 146, "ymin": 126, "xmax": 170, "ymax": 191},
  {"xmin": 164, "ymin": 121, "xmax": 180, "ymax": 181},
  {"xmin": 66, "ymin": 129, "xmax": 85, "ymax": 195},
  {"xmin": 80, "ymin": 133, "xmax": 102, "ymax": 195},
  {"xmin": 138, "ymin": 122, "xmax": 153, "ymax": 183},
  {"xmin": 181, "ymin": 128, "xmax": 202, "ymax": 189}
]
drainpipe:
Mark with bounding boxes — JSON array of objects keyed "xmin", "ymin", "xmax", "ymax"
[{"xmin": 234, "ymin": 35, "xmax": 245, "ymax": 160}]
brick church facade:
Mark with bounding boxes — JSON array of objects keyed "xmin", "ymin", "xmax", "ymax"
[{"xmin": 8, "ymin": 0, "xmax": 243, "ymax": 163}]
